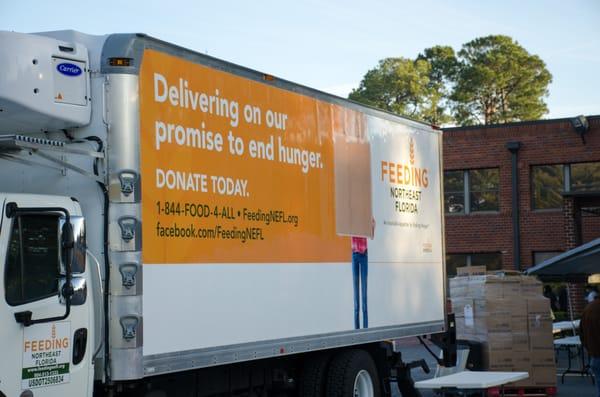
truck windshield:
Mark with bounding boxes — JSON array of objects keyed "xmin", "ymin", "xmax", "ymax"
[{"xmin": 4, "ymin": 215, "xmax": 60, "ymax": 306}]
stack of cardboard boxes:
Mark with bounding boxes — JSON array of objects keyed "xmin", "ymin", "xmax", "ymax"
[{"xmin": 450, "ymin": 267, "xmax": 556, "ymax": 388}]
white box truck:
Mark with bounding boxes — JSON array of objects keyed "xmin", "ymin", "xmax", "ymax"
[{"xmin": 0, "ymin": 30, "xmax": 449, "ymax": 397}]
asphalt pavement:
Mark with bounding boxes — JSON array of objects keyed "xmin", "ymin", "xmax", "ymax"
[{"xmin": 390, "ymin": 339, "xmax": 597, "ymax": 397}]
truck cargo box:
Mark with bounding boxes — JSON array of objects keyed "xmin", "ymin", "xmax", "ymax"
[{"xmin": 0, "ymin": 30, "xmax": 446, "ymax": 396}]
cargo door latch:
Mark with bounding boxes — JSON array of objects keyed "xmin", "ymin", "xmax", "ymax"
[
  {"xmin": 119, "ymin": 170, "xmax": 138, "ymax": 197},
  {"xmin": 119, "ymin": 263, "xmax": 138, "ymax": 289},
  {"xmin": 120, "ymin": 316, "xmax": 139, "ymax": 340},
  {"xmin": 118, "ymin": 217, "xmax": 137, "ymax": 242}
]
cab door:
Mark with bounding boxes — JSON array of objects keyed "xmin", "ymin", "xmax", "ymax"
[{"xmin": 0, "ymin": 198, "xmax": 93, "ymax": 397}]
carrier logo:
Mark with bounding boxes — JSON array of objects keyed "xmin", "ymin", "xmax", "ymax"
[{"xmin": 57, "ymin": 62, "xmax": 82, "ymax": 76}]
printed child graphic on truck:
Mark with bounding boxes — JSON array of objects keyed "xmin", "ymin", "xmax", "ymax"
[
  {"xmin": 332, "ymin": 109, "xmax": 374, "ymax": 329},
  {"xmin": 351, "ymin": 217, "xmax": 375, "ymax": 329}
]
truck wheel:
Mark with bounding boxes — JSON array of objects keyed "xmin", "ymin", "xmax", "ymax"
[
  {"xmin": 300, "ymin": 353, "xmax": 331, "ymax": 397},
  {"xmin": 325, "ymin": 349, "xmax": 380, "ymax": 397}
]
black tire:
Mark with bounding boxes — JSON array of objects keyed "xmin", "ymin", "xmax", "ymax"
[
  {"xmin": 300, "ymin": 353, "xmax": 332, "ymax": 397},
  {"xmin": 325, "ymin": 349, "xmax": 381, "ymax": 397}
]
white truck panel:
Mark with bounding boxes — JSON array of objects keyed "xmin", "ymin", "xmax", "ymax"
[{"xmin": 144, "ymin": 260, "xmax": 444, "ymax": 357}]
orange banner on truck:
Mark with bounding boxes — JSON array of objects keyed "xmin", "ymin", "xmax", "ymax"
[{"xmin": 139, "ymin": 49, "xmax": 356, "ymax": 264}]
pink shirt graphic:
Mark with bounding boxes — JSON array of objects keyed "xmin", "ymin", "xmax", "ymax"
[{"xmin": 351, "ymin": 237, "xmax": 368, "ymax": 254}]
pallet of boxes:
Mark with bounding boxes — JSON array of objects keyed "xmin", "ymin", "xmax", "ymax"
[{"xmin": 450, "ymin": 267, "xmax": 557, "ymax": 394}]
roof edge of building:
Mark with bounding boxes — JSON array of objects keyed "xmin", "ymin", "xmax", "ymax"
[{"xmin": 443, "ymin": 114, "xmax": 600, "ymax": 132}]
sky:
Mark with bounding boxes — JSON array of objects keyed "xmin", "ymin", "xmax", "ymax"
[{"xmin": 2, "ymin": 0, "xmax": 599, "ymax": 120}]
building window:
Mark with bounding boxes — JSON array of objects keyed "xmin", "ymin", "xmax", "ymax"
[
  {"xmin": 444, "ymin": 171, "xmax": 465, "ymax": 214},
  {"xmin": 444, "ymin": 168, "xmax": 499, "ymax": 214},
  {"xmin": 533, "ymin": 251, "xmax": 562, "ymax": 265},
  {"xmin": 469, "ymin": 169, "xmax": 500, "ymax": 212},
  {"xmin": 530, "ymin": 162, "xmax": 600, "ymax": 210},
  {"xmin": 446, "ymin": 254, "xmax": 468, "ymax": 277},
  {"xmin": 532, "ymin": 165, "xmax": 564, "ymax": 209},
  {"xmin": 446, "ymin": 253, "xmax": 502, "ymax": 277},
  {"xmin": 570, "ymin": 162, "xmax": 600, "ymax": 192},
  {"xmin": 470, "ymin": 253, "xmax": 503, "ymax": 269}
]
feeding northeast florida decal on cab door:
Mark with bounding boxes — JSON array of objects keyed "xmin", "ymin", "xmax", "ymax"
[{"xmin": 22, "ymin": 322, "xmax": 71, "ymax": 389}]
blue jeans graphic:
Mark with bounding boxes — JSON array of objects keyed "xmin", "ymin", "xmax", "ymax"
[
  {"xmin": 591, "ymin": 356, "xmax": 600, "ymax": 397},
  {"xmin": 352, "ymin": 251, "xmax": 368, "ymax": 329}
]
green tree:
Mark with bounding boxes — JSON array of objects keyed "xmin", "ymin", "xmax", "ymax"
[
  {"xmin": 349, "ymin": 57, "xmax": 435, "ymax": 122},
  {"xmin": 349, "ymin": 35, "xmax": 552, "ymax": 126},
  {"xmin": 417, "ymin": 45, "xmax": 459, "ymax": 125},
  {"xmin": 451, "ymin": 35, "xmax": 552, "ymax": 125}
]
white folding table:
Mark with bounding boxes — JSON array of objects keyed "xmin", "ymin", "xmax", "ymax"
[
  {"xmin": 553, "ymin": 335, "xmax": 594, "ymax": 384},
  {"xmin": 552, "ymin": 319, "xmax": 580, "ymax": 335},
  {"xmin": 414, "ymin": 371, "xmax": 529, "ymax": 396}
]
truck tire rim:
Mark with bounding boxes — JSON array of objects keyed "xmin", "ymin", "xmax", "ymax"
[{"xmin": 353, "ymin": 369, "xmax": 374, "ymax": 397}]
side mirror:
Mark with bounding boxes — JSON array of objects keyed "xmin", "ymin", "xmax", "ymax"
[
  {"xmin": 60, "ymin": 216, "xmax": 87, "ymax": 276},
  {"xmin": 60, "ymin": 219, "xmax": 75, "ymax": 304},
  {"xmin": 59, "ymin": 277, "xmax": 87, "ymax": 305},
  {"xmin": 59, "ymin": 217, "xmax": 75, "ymax": 275}
]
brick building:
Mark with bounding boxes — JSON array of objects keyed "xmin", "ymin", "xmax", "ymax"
[{"xmin": 442, "ymin": 115, "xmax": 600, "ymax": 310}]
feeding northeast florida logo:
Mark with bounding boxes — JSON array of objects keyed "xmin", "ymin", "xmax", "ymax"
[
  {"xmin": 381, "ymin": 138, "xmax": 429, "ymax": 214},
  {"xmin": 22, "ymin": 322, "xmax": 71, "ymax": 389}
]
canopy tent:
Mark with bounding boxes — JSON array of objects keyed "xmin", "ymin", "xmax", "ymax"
[{"xmin": 526, "ymin": 237, "xmax": 600, "ymax": 283}]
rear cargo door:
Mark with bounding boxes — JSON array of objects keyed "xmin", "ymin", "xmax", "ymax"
[{"xmin": 0, "ymin": 198, "xmax": 92, "ymax": 397}]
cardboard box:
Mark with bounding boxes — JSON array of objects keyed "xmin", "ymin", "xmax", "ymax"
[
  {"xmin": 450, "ymin": 273, "xmax": 556, "ymax": 387},
  {"xmin": 507, "ymin": 349, "xmax": 534, "ymax": 387},
  {"xmin": 512, "ymin": 332, "xmax": 529, "ymax": 352},
  {"xmin": 527, "ymin": 297, "xmax": 552, "ymax": 317},
  {"xmin": 506, "ymin": 351, "xmax": 538, "ymax": 388},
  {"xmin": 528, "ymin": 298, "xmax": 554, "ymax": 350},
  {"xmin": 481, "ymin": 315, "xmax": 511, "ymax": 333},
  {"xmin": 473, "ymin": 300, "xmax": 511, "ymax": 333},
  {"xmin": 521, "ymin": 277, "xmax": 544, "ymax": 297},
  {"xmin": 507, "ymin": 299, "xmax": 528, "ymax": 317},
  {"xmin": 449, "ymin": 277, "xmax": 469, "ymax": 298},
  {"xmin": 511, "ymin": 315, "xmax": 528, "ymax": 334},
  {"xmin": 482, "ymin": 348, "xmax": 513, "ymax": 371},
  {"xmin": 465, "ymin": 275, "xmax": 525, "ymax": 299},
  {"xmin": 485, "ymin": 333, "xmax": 513, "ymax": 352},
  {"xmin": 531, "ymin": 364, "xmax": 557, "ymax": 387},
  {"xmin": 512, "ymin": 350, "xmax": 532, "ymax": 371},
  {"xmin": 531, "ymin": 348, "xmax": 555, "ymax": 366},
  {"xmin": 501, "ymin": 278, "xmax": 522, "ymax": 297},
  {"xmin": 528, "ymin": 316, "xmax": 553, "ymax": 334},
  {"xmin": 529, "ymin": 330, "xmax": 554, "ymax": 351},
  {"xmin": 474, "ymin": 298, "xmax": 511, "ymax": 315},
  {"xmin": 451, "ymin": 274, "xmax": 542, "ymax": 299},
  {"xmin": 453, "ymin": 298, "xmax": 513, "ymax": 334},
  {"xmin": 450, "ymin": 298, "xmax": 472, "ymax": 318},
  {"xmin": 467, "ymin": 276, "xmax": 505, "ymax": 299},
  {"xmin": 529, "ymin": 334, "xmax": 554, "ymax": 352},
  {"xmin": 457, "ymin": 265, "xmax": 487, "ymax": 276},
  {"xmin": 510, "ymin": 351, "xmax": 534, "ymax": 386},
  {"xmin": 454, "ymin": 317, "xmax": 473, "ymax": 340},
  {"xmin": 527, "ymin": 298, "xmax": 553, "ymax": 327}
]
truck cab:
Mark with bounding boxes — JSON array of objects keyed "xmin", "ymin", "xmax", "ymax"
[{"xmin": 0, "ymin": 194, "xmax": 97, "ymax": 397}]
